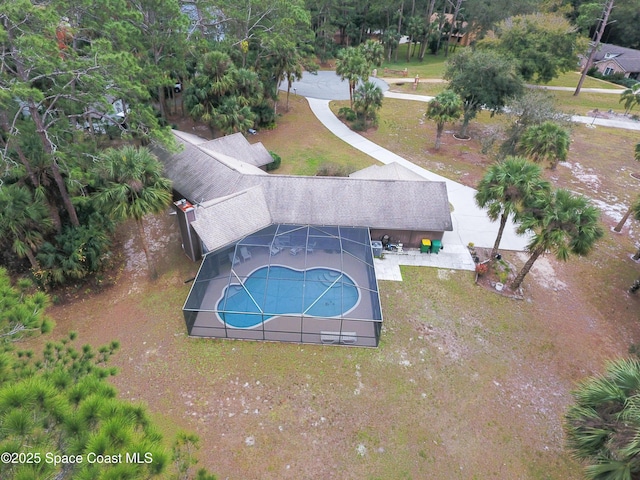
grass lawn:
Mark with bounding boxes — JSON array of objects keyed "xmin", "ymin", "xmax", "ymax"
[
  {"xmin": 549, "ymin": 90, "xmax": 627, "ymax": 115},
  {"xmin": 380, "ymin": 44, "xmax": 451, "ymax": 79},
  {"xmin": 256, "ymin": 95, "xmax": 377, "ymax": 176},
  {"xmin": 540, "ymin": 70, "xmax": 624, "ymax": 90}
]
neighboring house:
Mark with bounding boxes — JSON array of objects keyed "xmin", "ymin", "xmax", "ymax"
[
  {"xmin": 588, "ymin": 43, "xmax": 640, "ymax": 80},
  {"xmin": 154, "ymin": 130, "xmax": 453, "ymax": 261},
  {"xmin": 430, "ymin": 13, "xmax": 476, "ymax": 47}
]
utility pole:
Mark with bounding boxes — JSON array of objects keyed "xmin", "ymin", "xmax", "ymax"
[{"xmin": 574, "ymin": 0, "xmax": 614, "ymax": 96}]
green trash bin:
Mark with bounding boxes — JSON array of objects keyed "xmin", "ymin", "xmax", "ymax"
[
  {"xmin": 421, "ymin": 239, "xmax": 431, "ymax": 253},
  {"xmin": 431, "ymin": 239, "xmax": 442, "ymax": 254}
]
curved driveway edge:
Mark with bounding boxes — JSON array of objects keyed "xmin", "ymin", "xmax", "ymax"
[{"xmin": 305, "ymin": 97, "xmax": 530, "ymax": 251}]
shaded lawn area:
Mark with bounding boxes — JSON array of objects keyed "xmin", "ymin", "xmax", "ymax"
[{"xmin": 380, "ymin": 44, "xmax": 450, "ymax": 79}]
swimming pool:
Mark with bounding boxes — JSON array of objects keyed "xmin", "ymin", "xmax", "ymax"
[{"xmin": 217, "ymin": 266, "xmax": 360, "ymax": 328}]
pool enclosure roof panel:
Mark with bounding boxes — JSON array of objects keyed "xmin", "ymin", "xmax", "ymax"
[{"xmin": 183, "ymin": 224, "xmax": 383, "ymax": 328}]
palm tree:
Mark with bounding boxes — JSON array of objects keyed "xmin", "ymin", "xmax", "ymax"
[
  {"xmin": 359, "ymin": 39, "xmax": 384, "ymax": 69},
  {"xmin": 614, "ymin": 143, "xmax": 640, "ymax": 233},
  {"xmin": 336, "ymin": 47, "xmax": 370, "ymax": 109},
  {"xmin": 517, "ymin": 121, "xmax": 571, "ymax": 169},
  {"xmin": 565, "ymin": 357, "xmax": 640, "ymax": 479},
  {"xmin": 425, "ymin": 90, "xmax": 463, "ymax": 150},
  {"xmin": 620, "ymin": 84, "xmax": 640, "ymax": 115},
  {"xmin": 233, "ymin": 68, "xmax": 263, "ymax": 108},
  {"xmin": 0, "ymin": 184, "xmax": 53, "ymax": 269},
  {"xmin": 184, "ymin": 51, "xmax": 237, "ymax": 134},
  {"xmin": 214, "ymin": 96, "xmax": 255, "ymax": 134},
  {"xmin": 353, "ymin": 81, "xmax": 383, "ymax": 128},
  {"xmin": 510, "ymin": 188, "xmax": 603, "ymax": 290},
  {"xmin": 475, "ymin": 157, "xmax": 550, "ymax": 263},
  {"xmin": 93, "ymin": 146, "xmax": 172, "ymax": 279}
]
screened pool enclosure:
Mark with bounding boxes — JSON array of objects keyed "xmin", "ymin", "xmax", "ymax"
[{"xmin": 183, "ymin": 225, "xmax": 383, "ymax": 347}]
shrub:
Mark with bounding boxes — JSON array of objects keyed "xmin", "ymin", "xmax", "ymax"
[
  {"xmin": 266, "ymin": 151, "xmax": 281, "ymax": 171},
  {"xmin": 252, "ymin": 101, "xmax": 277, "ymax": 128},
  {"xmin": 338, "ymin": 107, "xmax": 356, "ymax": 121},
  {"xmin": 316, "ymin": 162, "xmax": 352, "ymax": 177},
  {"xmin": 475, "ymin": 263, "xmax": 489, "ymax": 275}
]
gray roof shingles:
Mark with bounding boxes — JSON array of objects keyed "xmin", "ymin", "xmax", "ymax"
[
  {"xmin": 594, "ymin": 43, "xmax": 640, "ymax": 73},
  {"xmin": 191, "ymin": 186, "xmax": 273, "ymax": 251},
  {"xmin": 155, "ymin": 131, "xmax": 453, "ymax": 252}
]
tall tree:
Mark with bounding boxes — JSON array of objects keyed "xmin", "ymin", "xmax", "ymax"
[
  {"xmin": 517, "ymin": 121, "xmax": 571, "ymax": 169},
  {"xmin": 500, "ymin": 89, "xmax": 572, "ymax": 158},
  {"xmin": 444, "ymin": 48, "xmax": 524, "ymax": 138},
  {"xmin": 93, "ymin": 146, "xmax": 172, "ymax": 279},
  {"xmin": 479, "ymin": 13, "xmax": 588, "ymax": 84},
  {"xmin": 510, "ymin": 188, "xmax": 603, "ymax": 290},
  {"xmin": 0, "ymin": 184, "xmax": 53, "ymax": 270},
  {"xmin": 425, "ymin": 90, "xmax": 463, "ymax": 150},
  {"xmin": 475, "ymin": 157, "xmax": 551, "ymax": 263},
  {"xmin": 565, "ymin": 357, "xmax": 640, "ymax": 480},
  {"xmin": 463, "ymin": 0, "xmax": 540, "ymax": 36},
  {"xmin": 574, "ymin": 0, "xmax": 615, "ymax": 96},
  {"xmin": 0, "ymin": 0, "xmax": 174, "ymax": 233},
  {"xmin": 360, "ymin": 39, "xmax": 385, "ymax": 69},
  {"xmin": 127, "ymin": 0, "xmax": 190, "ymax": 119},
  {"xmin": 336, "ymin": 47, "xmax": 371, "ymax": 109},
  {"xmin": 184, "ymin": 51, "xmax": 239, "ymax": 135}
]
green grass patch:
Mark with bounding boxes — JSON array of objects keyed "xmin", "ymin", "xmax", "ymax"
[
  {"xmin": 541, "ymin": 71, "xmax": 623, "ymax": 90},
  {"xmin": 380, "ymin": 44, "xmax": 451, "ymax": 79},
  {"xmin": 550, "ymin": 90, "xmax": 625, "ymax": 115},
  {"xmin": 258, "ymin": 95, "xmax": 377, "ymax": 175}
]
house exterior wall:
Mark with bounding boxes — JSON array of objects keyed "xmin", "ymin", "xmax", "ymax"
[
  {"xmin": 370, "ymin": 229, "xmax": 444, "ymax": 249},
  {"xmin": 596, "ymin": 59, "xmax": 630, "ymax": 77}
]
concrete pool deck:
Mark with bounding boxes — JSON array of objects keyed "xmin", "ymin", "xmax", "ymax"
[{"xmin": 374, "ymin": 245, "xmax": 476, "ymax": 281}]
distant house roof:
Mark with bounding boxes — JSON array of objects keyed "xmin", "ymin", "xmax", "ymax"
[
  {"xmin": 155, "ymin": 131, "xmax": 453, "ymax": 253},
  {"xmin": 593, "ymin": 43, "xmax": 640, "ymax": 74}
]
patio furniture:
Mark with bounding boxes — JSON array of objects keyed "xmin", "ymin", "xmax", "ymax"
[
  {"xmin": 240, "ymin": 247, "xmax": 252, "ymax": 262},
  {"xmin": 270, "ymin": 245, "xmax": 282, "ymax": 256},
  {"xmin": 228, "ymin": 253, "xmax": 240, "ymax": 265},
  {"xmin": 290, "ymin": 246, "xmax": 303, "ymax": 256}
]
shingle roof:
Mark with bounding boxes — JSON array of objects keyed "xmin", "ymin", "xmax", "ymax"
[
  {"xmin": 349, "ymin": 162, "xmax": 426, "ymax": 181},
  {"xmin": 199, "ymin": 133, "xmax": 273, "ymax": 167},
  {"xmin": 152, "ymin": 131, "xmax": 266, "ymax": 202},
  {"xmin": 157, "ymin": 130, "xmax": 453, "ymax": 252},
  {"xmin": 253, "ymin": 175, "xmax": 452, "ymax": 231},
  {"xmin": 594, "ymin": 43, "xmax": 640, "ymax": 73},
  {"xmin": 191, "ymin": 186, "xmax": 273, "ymax": 251}
]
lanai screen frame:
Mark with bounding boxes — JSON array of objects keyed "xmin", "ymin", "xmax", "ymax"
[{"xmin": 183, "ymin": 224, "xmax": 383, "ymax": 347}]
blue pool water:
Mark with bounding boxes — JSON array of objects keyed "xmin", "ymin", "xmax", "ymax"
[{"xmin": 217, "ymin": 266, "xmax": 359, "ymax": 328}]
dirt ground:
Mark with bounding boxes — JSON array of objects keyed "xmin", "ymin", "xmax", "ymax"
[
  {"xmin": 43, "ymin": 210, "xmax": 640, "ymax": 479},
  {"xmin": 40, "ymin": 107, "xmax": 640, "ymax": 479}
]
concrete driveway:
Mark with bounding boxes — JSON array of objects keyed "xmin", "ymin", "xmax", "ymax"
[{"xmin": 280, "ymin": 71, "xmax": 388, "ymax": 101}]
